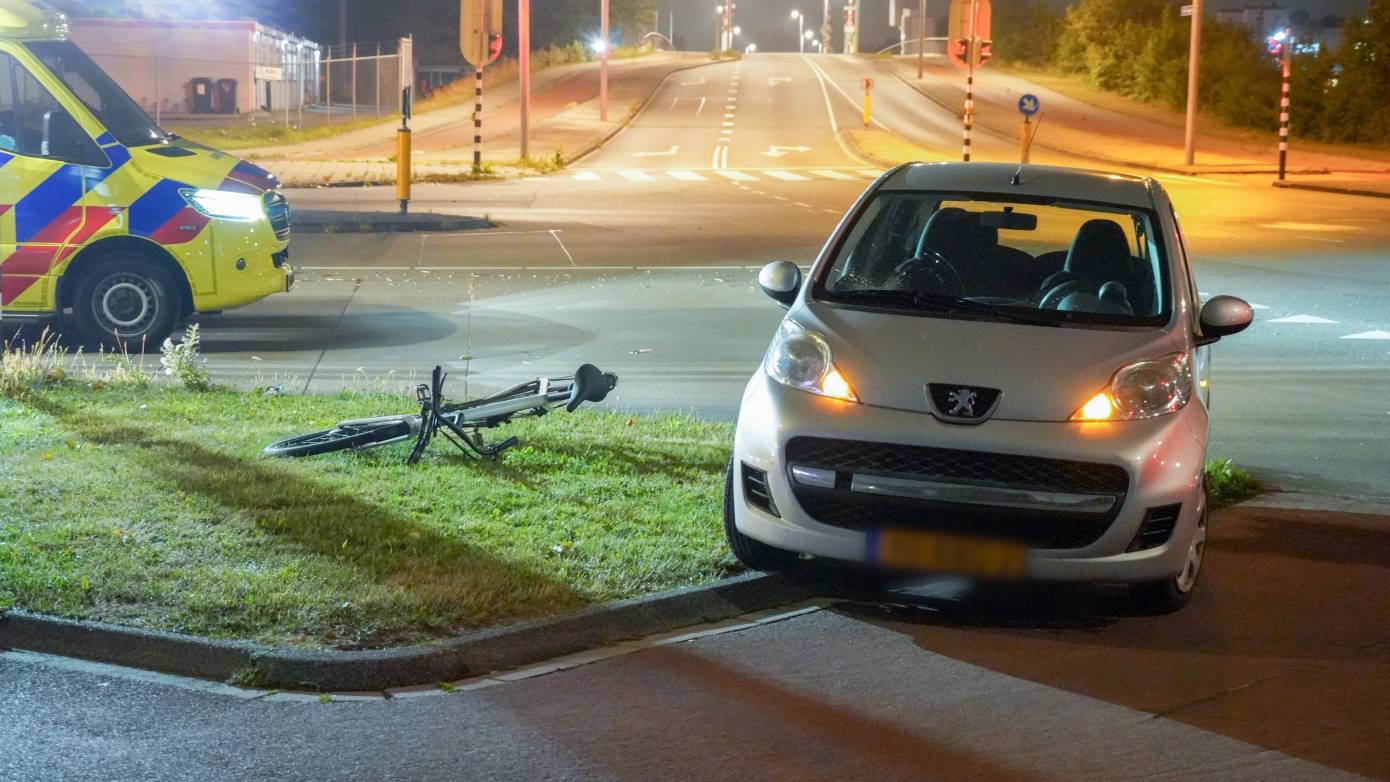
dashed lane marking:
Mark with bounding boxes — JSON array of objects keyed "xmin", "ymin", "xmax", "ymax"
[
  {"xmin": 1267, "ymin": 314, "xmax": 1339, "ymax": 324},
  {"xmin": 1341, "ymin": 330, "xmax": 1390, "ymax": 340}
]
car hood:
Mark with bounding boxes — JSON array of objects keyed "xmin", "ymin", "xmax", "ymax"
[
  {"xmin": 795, "ymin": 303, "xmax": 1183, "ymax": 423},
  {"xmin": 126, "ymin": 139, "xmax": 280, "ymax": 194}
]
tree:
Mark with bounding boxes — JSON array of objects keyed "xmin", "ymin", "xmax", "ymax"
[{"xmin": 992, "ymin": 0, "xmax": 1061, "ymax": 66}]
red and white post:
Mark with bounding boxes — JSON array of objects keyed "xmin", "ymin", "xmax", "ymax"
[
  {"xmin": 1278, "ymin": 38, "xmax": 1291, "ymax": 181},
  {"xmin": 961, "ymin": 0, "xmax": 979, "ymax": 162},
  {"xmin": 519, "ymin": 0, "xmax": 530, "ymax": 160},
  {"xmin": 600, "ymin": 0, "xmax": 610, "ymax": 122},
  {"xmin": 473, "ymin": 68, "xmax": 483, "ymax": 173}
]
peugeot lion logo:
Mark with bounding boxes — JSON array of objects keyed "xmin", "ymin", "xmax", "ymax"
[
  {"xmin": 927, "ymin": 383, "xmax": 1002, "ymax": 424},
  {"xmin": 947, "ymin": 388, "xmax": 978, "ymax": 417}
]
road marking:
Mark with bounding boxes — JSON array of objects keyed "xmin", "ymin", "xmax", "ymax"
[
  {"xmin": 1299, "ymin": 236, "xmax": 1347, "ymax": 244},
  {"xmin": 856, "ymin": 169, "xmax": 884, "ymax": 177},
  {"xmin": 572, "ymin": 171, "xmax": 601, "ymax": 181},
  {"xmin": 801, "ymin": 56, "xmax": 891, "ymax": 132},
  {"xmin": 715, "ymin": 170, "xmax": 757, "ymax": 181},
  {"xmin": 1155, "ymin": 173, "xmax": 1240, "ymax": 188},
  {"xmin": 794, "ymin": 202, "xmax": 814, "ymax": 208},
  {"xmin": 1261, "ymin": 222, "xmax": 1355, "ymax": 232},
  {"xmin": 724, "ymin": 113, "xmax": 736, "ymax": 119},
  {"xmin": 618, "ymin": 170, "xmax": 657, "ymax": 182},
  {"xmin": 695, "ymin": 97, "xmax": 706, "ymax": 117},
  {"xmin": 761, "ymin": 145, "xmax": 812, "ymax": 158},
  {"xmin": 809, "ymin": 169, "xmax": 856, "ymax": 180},
  {"xmin": 1267, "ymin": 314, "xmax": 1339, "ymax": 324},
  {"xmin": 769, "ymin": 76, "xmax": 792, "ymax": 86},
  {"xmin": 668, "ymin": 170, "xmax": 707, "ymax": 181},
  {"xmin": 1341, "ymin": 330, "xmax": 1390, "ymax": 340},
  {"xmin": 710, "ymin": 145, "xmax": 730, "ymax": 170},
  {"xmin": 765, "ymin": 170, "xmax": 810, "ymax": 181},
  {"xmin": 679, "ymin": 77, "xmax": 706, "ymax": 86},
  {"xmin": 549, "ymin": 229, "xmax": 577, "ymax": 266},
  {"xmin": 632, "ymin": 146, "xmax": 678, "ymax": 158}
]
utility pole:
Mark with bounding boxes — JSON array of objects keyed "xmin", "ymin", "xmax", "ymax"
[
  {"xmin": 1184, "ymin": 0, "xmax": 1203, "ymax": 166},
  {"xmin": 600, "ymin": 0, "xmax": 609, "ymax": 121},
  {"xmin": 520, "ymin": 0, "xmax": 530, "ymax": 159},
  {"xmin": 821, "ymin": 0, "xmax": 832, "ymax": 54}
]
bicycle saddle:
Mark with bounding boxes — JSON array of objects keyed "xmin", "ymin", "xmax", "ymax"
[{"xmin": 568, "ymin": 364, "xmax": 618, "ymax": 412}]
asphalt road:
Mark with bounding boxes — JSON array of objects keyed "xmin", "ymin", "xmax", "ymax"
[
  {"xmin": 3, "ymin": 504, "xmax": 1386, "ymax": 781},
  {"xmin": 4, "ymin": 53, "xmax": 1390, "ymax": 781},
  {"xmin": 177, "ymin": 53, "xmax": 1390, "ymax": 501}
]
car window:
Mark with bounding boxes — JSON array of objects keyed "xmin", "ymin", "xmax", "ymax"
[
  {"xmin": 0, "ymin": 51, "xmax": 65, "ymax": 158},
  {"xmin": 818, "ymin": 192, "xmax": 1170, "ymax": 328}
]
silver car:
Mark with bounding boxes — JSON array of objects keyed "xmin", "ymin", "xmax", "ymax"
[{"xmin": 726, "ymin": 162, "xmax": 1253, "ymax": 613}]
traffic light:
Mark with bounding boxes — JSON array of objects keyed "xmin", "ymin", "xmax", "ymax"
[
  {"xmin": 977, "ymin": 39, "xmax": 993, "ymax": 66},
  {"xmin": 952, "ymin": 38, "xmax": 969, "ymax": 61}
]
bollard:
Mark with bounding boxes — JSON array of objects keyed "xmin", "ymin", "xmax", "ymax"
[
  {"xmin": 863, "ymin": 93, "xmax": 871, "ymax": 129},
  {"xmin": 1019, "ymin": 117, "xmax": 1031, "ymax": 164},
  {"xmin": 397, "ymin": 86, "xmax": 412, "ymax": 215}
]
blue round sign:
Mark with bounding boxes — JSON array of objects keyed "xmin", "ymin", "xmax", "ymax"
[{"xmin": 1018, "ymin": 94, "xmax": 1041, "ymax": 117}]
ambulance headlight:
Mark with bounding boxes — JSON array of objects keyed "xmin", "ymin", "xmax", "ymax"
[{"xmin": 180, "ymin": 188, "xmax": 265, "ymax": 222}]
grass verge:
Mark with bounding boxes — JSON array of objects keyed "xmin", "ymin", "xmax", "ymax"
[
  {"xmin": 0, "ymin": 381, "xmax": 737, "ymax": 649},
  {"xmin": 1204, "ymin": 458, "xmax": 1262, "ymax": 509}
]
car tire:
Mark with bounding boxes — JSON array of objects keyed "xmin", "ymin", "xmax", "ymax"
[
  {"xmin": 69, "ymin": 254, "xmax": 180, "ymax": 352},
  {"xmin": 723, "ymin": 457, "xmax": 801, "ymax": 572},
  {"xmin": 1128, "ymin": 503, "xmax": 1208, "ymax": 614}
]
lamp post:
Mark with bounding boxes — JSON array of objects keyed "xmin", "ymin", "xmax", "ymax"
[
  {"xmin": 791, "ymin": 9, "xmax": 804, "ymax": 53},
  {"xmin": 600, "ymin": 0, "xmax": 609, "ymax": 121}
]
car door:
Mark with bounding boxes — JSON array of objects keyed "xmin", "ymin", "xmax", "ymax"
[{"xmin": 0, "ymin": 45, "xmax": 103, "ymax": 313}]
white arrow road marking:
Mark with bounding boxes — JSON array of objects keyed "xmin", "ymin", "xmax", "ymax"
[
  {"xmin": 618, "ymin": 170, "xmax": 656, "ymax": 182},
  {"xmin": 809, "ymin": 169, "xmax": 856, "ymax": 180},
  {"xmin": 1267, "ymin": 314, "xmax": 1339, "ymax": 324},
  {"xmin": 572, "ymin": 171, "xmax": 601, "ymax": 181},
  {"xmin": 760, "ymin": 145, "xmax": 812, "ymax": 158},
  {"xmin": 632, "ymin": 146, "xmax": 678, "ymax": 158},
  {"xmin": 668, "ymin": 170, "xmax": 707, "ymax": 181},
  {"xmin": 769, "ymin": 76, "xmax": 792, "ymax": 86},
  {"xmin": 765, "ymin": 170, "xmax": 810, "ymax": 181},
  {"xmin": 1341, "ymin": 330, "xmax": 1390, "ymax": 340}
]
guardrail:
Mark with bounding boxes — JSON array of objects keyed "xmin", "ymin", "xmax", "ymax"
[{"xmin": 877, "ymin": 37, "xmax": 948, "ymax": 57}]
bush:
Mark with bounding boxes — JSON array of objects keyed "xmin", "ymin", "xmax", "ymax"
[{"xmin": 159, "ymin": 323, "xmax": 212, "ymax": 392}]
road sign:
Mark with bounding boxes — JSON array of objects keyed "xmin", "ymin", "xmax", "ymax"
[
  {"xmin": 1180, "ymin": 4, "xmax": 1194, "ymax": 16},
  {"xmin": 1017, "ymin": 94, "xmax": 1041, "ymax": 117},
  {"xmin": 862, "ymin": 77, "xmax": 874, "ymax": 92},
  {"xmin": 947, "ymin": 0, "xmax": 992, "ymax": 70},
  {"xmin": 460, "ymin": 0, "xmax": 504, "ymax": 69}
]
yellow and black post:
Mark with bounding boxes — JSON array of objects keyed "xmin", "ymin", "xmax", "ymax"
[
  {"xmin": 397, "ymin": 86, "xmax": 412, "ymax": 214},
  {"xmin": 861, "ymin": 77, "xmax": 873, "ymax": 130}
]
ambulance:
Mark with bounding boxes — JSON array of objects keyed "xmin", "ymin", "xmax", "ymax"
[{"xmin": 0, "ymin": 1, "xmax": 292, "ymax": 348}]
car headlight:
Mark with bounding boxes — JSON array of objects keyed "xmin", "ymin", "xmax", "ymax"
[
  {"xmin": 1072, "ymin": 352, "xmax": 1193, "ymax": 421},
  {"xmin": 765, "ymin": 320, "xmax": 859, "ymax": 403},
  {"xmin": 179, "ymin": 188, "xmax": 265, "ymax": 221}
]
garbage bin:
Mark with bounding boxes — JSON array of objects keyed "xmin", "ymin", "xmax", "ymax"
[
  {"xmin": 214, "ymin": 78, "xmax": 238, "ymax": 114},
  {"xmin": 190, "ymin": 77, "xmax": 214, "ymax": 114}
]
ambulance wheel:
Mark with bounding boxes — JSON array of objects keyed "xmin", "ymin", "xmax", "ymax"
[{"xmin": 69, "ymin": 255, "xmax": 179, "ymax": 352}]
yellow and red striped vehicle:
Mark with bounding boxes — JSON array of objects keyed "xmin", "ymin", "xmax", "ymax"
[{"xmin": 0, "ymin": 0, "xmax": 291, "ymax": 348}]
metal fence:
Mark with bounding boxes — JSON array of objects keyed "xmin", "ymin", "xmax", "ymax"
[{"xmin": 318, "ymin": 37, "xmax": 415, "ymax": 122}]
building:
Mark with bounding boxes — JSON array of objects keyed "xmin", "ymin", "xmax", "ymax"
[
  {"xmin": 1215, "ymin": 4, "xmax": 1291, "ymax": 37},
  {"xmin": 67, "ymin": 18, "xmax": 321, "ymax": 117}
]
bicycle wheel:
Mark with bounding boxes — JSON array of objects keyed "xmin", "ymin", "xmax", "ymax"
[{"xmin": 263, "ymin": 419, "xmax": 415, "ymax": 458}]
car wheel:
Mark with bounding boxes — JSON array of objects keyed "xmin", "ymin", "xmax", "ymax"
[
  {"xmin": 723, "ymin": 458, "xmax": 800, "ymax": 572},
  {"xmin": 69, "ymin": 255, "xmax": 180, "ymax": 352},
  {"xmin": 1129, "ymin": 503, "xmax": 1207, "ymax": 614}
]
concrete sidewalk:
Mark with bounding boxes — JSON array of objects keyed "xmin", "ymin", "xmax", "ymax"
[{"xmin": 879, "ymin": 56, "xmax": 1390, "ymax": 178}]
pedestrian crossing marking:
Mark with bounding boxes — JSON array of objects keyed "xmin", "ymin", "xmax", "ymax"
[
  {"xmin": 765, "ymin": 170, "xmax": 810, "ymax": 181},
  {"xmin": 572, "ymin": 171, "xmax": 602, "ymax": 181},
  {"xmin": 618, "ymin": 170, "xmax": 656, "ymax": 182},
  {"xmin": 715, "ymin": 170, "xmax": 758, "ymax": 181},
  {"xmin": 567, "ymin": 168, "xmax": 882, "ymax": 184},
  {"xmin": 668, "ymin": 170, "xmax": 708, "ymax": 181},
  {"xmin": 809, "ymin": 169, "xmax": 857, "ymax": 180},
  {"xmin": 855, "ymin": 169, "xmax": 884, "ymax": 177}
]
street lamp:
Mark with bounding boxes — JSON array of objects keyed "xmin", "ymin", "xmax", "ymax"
[{"xmin": 791, "ymin": 9, "xmax": 804, "ymax": 53}]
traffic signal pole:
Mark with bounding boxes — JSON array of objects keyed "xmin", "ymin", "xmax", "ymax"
[
  {"xmin": 600, "ymin": 0, "xmax": 609, "ymax": 121},
  {"xmin": 1183, "ymin": 0, "xmax": 1202, "ymax": 166},
  {"xmin": 519, "ymin": 0, "xmax": 530, "ymax": 159}
]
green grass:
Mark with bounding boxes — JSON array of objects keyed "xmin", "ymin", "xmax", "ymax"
[
  {"xmin": 1204, "ymin": 458, "xmax": 1262, "ymax": 509},
  {"xmin": 0, "ymin": 383, "xmax": 737, "ymax": 649},
  {"xmin": 165, "ymin": 114, "xmax": 395, "ymax": 151}
]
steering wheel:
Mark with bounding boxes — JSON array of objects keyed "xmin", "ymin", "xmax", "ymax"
[
  {"xmin": 888, "ymin": 251, "xmax": 965, "ymax": 298},
  {"xmin": 1039, "ymin": 279, "xmax": 1091, "ymax": 310}
]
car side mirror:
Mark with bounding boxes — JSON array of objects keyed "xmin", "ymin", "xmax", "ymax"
[
  {"xmin": 758, "ymin": 261, "xmax": 802, "ymax": 309},
  {"xmin": 1196, "ymin": 295, "xmax": 1253, "ymax": 346}
]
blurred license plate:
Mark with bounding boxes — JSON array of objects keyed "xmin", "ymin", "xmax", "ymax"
[{"xmin": 871, "ymin": 529, "xmax": 1026, "ymax": 578}]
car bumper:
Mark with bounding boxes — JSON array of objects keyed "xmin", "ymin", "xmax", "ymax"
[{"xmin": 732, "ymin": 373, "xmax": 1208, "ymax": 583}]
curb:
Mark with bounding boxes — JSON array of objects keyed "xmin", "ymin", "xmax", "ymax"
[
  {"xmin": 0, "ymin": 572, "xmax": 811, "ymax": 692},
  {"xmin": 566, "ymin": 56, "xmax": 737, "ymax": 167},
  {"xmin": 1272, "ymin": 180, "xmax": 1390, "ymax": 200},
  {"xmin": 293, "ymin": 209, "xmax": 493, "ymax": 234}
]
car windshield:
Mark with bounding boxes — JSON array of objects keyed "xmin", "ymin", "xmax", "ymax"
[
  {"xmin": 816, "ymin": 191, "xmax": 1170, "ymax": 328},
  {"xmin": 27, "ymin": 40, "xmax": 167, "ymax": 147}
]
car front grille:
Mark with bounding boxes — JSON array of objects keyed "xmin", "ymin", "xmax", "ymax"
[
  {"xmin": 265, "ymin": 192, "xmax": 291, "ymax": 241},
  {"xmin": 784, "ymin": 437, "xmax": 1130, "ymax": 549}
]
